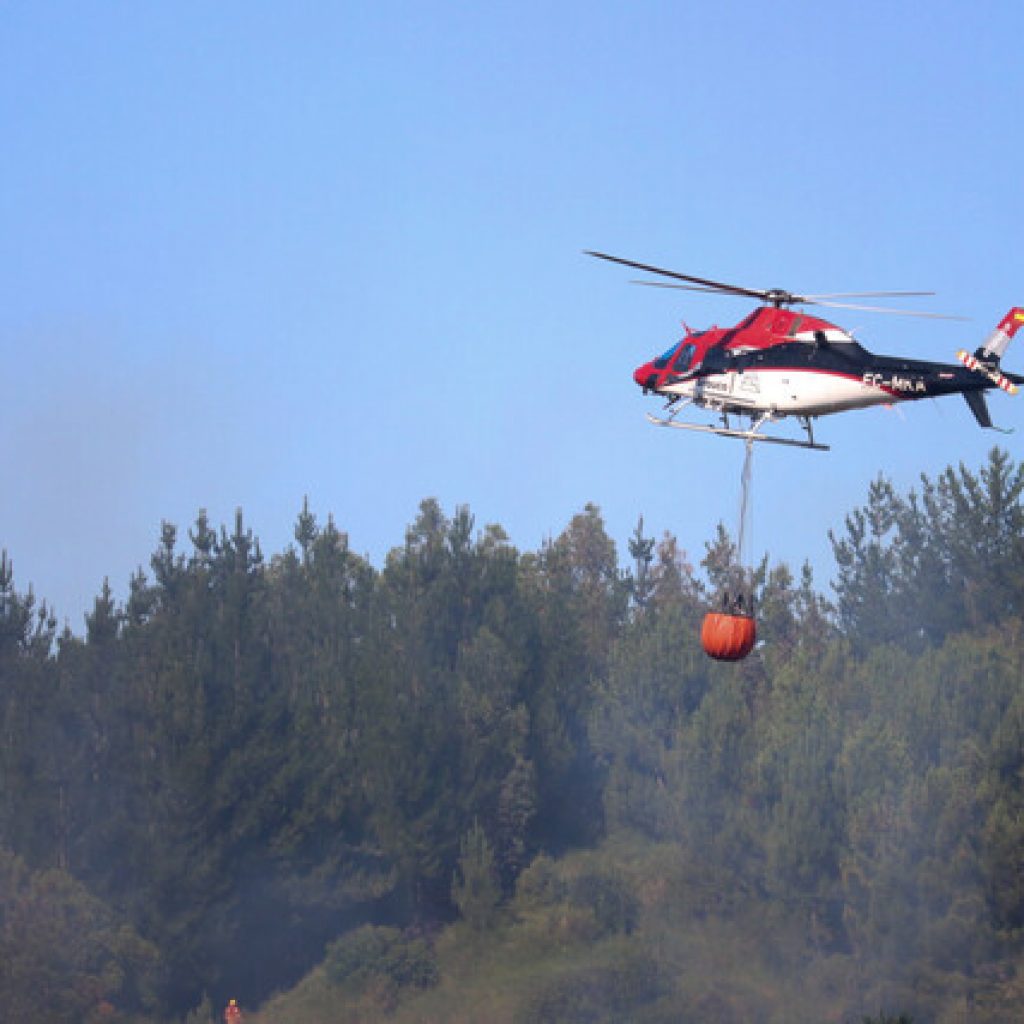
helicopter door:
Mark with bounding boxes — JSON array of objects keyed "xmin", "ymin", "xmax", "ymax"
[{"xmin": 695, "ymin": 348, "xmax": 733, "ymax": 400}]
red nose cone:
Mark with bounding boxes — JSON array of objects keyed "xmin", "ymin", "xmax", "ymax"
[{"xmin": 634, "ymin": 362, "xmax": 653, "ymax": 387}]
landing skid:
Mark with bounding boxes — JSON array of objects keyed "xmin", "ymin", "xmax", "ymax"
[{"xmin": 645, "ymin": 405, "xmax": 830, "ymax": 451}]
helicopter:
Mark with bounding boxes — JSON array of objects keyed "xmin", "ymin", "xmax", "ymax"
[{"xmin": 589, "ymin": 251, "xmax": 1024, "ymax": 451}]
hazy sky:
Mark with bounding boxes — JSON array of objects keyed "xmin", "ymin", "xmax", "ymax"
[{"xmin": 3, "ymin": 1, "xmax": 1023, "ymax": 628}]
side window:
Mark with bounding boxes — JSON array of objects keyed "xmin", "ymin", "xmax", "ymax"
[{"xmin": 671, "ymin": 343, "xmax": 696, "ymax": 372}]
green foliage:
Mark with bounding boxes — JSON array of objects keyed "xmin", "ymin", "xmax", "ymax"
[
  {"xmin": 324, "ymin": 924, "xmax": 438, "ymax": 992},
  {"xmin": 830, "ymin": 448, "xmax": 1024, "ymax": 650},
  {"xmin": 513, "ymin": 948, "xmax": 666, "ymax": 1024},
  {"xmin": 183, "ymin": 991, "xmax": 215, "ymax": 1024},
  {"xmin": 569, "ymin": 869, "xmax": 639, "ymax": 936},
  {"xmin": 452, "ymin": 821, "xmax": 501, "ymax": 931},
  {"xmin": 514, "ymin": 853, "xmax": 568, "ymax": 909},
  {"xmin": 4, "ymin": 452, "xmax": 1024, "ymax": 1021},
  {"xmin": 628, "ymin": 515, "xmax": 657, "ymax": 608},
  {"xmin": 0, "ymin": 848, "xmax": 159, "ymax": 1023}
]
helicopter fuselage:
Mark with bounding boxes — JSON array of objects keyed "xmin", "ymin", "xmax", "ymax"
[{"xmin": 634, "ymin": 305, "xmax": 1022, "ymax": 425}]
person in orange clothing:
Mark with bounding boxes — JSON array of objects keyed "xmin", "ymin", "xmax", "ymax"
[{"xmin": 224, "ymin": 998, "xmax": 242, "ymax": 1023}]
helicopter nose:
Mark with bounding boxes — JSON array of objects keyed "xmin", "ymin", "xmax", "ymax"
[{"xmin": 634, "ymin": 363, "xmax": 657, "ymax": 391}]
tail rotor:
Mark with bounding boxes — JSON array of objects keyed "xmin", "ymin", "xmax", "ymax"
[{"xmin": 956, "ymin": 307, "xmax": 1024, "ymax": 395}]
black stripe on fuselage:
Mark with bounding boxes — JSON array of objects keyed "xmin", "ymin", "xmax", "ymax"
[{"xmin": 729, "ymin": 342, "xmax": 987, "ymax": 399}]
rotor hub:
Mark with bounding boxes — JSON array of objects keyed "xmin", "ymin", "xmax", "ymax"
[{"xmin": 765, "ymin": 288, "xmax": 797, "ymax": 308}]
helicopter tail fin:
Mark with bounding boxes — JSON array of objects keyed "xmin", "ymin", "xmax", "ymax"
[
  {"xmin": 973, "ymin": 308, "xmax": 1024, "ymax": 364},
  {"xmin": 963, "ymin": 389, "xmax": 1015, "ymax": 433},
  {"xmin": 963, "ymin": 389, "xmax": 994, "ymax": 428}
]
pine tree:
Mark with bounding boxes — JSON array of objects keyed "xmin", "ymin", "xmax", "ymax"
[
  {"xmin": 496, "ymin": 745, "xmax": 537, "ymax": 892},
  {"xmin": 628, "ymin": 515, "xmax": 656, "ymax": 609},
  {"xmin": 294, "ymin": 494, "xmax": 318, "ymax": 562},
  {"xmin": 829, "ymin": 476, "xmax": 906, "ymax": 648},
  {"xmin": 451, "ymin": 820, "xmax": 500, "ymax": 931}
]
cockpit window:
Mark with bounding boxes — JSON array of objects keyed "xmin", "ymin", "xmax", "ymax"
[
  {"xmin": 653, "ymin": 342, "xmax": 681, "ymax": 370},
  {"xmin": 671, "ymin": 342, "xmax": 697, "ymax": 372}
]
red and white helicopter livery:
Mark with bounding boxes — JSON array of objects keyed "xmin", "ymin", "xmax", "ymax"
[{"xmin": 590, "ymin": 251, "xmax": 1024, "ymax": 451}]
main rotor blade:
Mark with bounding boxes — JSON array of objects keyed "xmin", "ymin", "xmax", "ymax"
[
  {"xmin": 802, "ymin": 290, "xmax": 936, "ymax": 300},
  {"xmin": 629, "ymin": 280, "xmax": 752, "ymax": 296},
  {"xmin": 587, "ymin": 250, "xmax": 965, "ymax": 319},
  {"xmin": 808, "ymin": 298, "xmax": 968, "ymax": 320},
  {"xmin": 585, "ymin": 251, "xmax": 766, "ymax": 301}
]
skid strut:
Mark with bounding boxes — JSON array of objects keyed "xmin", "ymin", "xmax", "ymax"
[{"xmin": 645, "ymin": 405, "xmax": 829, "ymax": 451}]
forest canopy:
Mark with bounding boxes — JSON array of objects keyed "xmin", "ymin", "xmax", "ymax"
[{"xmin": 2, "ymin": 449, "xmax": 1024, "ymax": 1023}]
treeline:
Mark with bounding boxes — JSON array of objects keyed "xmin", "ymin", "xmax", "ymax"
[{"xmin": 2, "ymin": 450, "xmax": 1024, "ymax": 1022}]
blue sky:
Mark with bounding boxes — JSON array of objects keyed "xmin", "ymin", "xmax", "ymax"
[{"xmin": 2, "ymin": 1, "xmax": 1023, "ymax": 628}]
